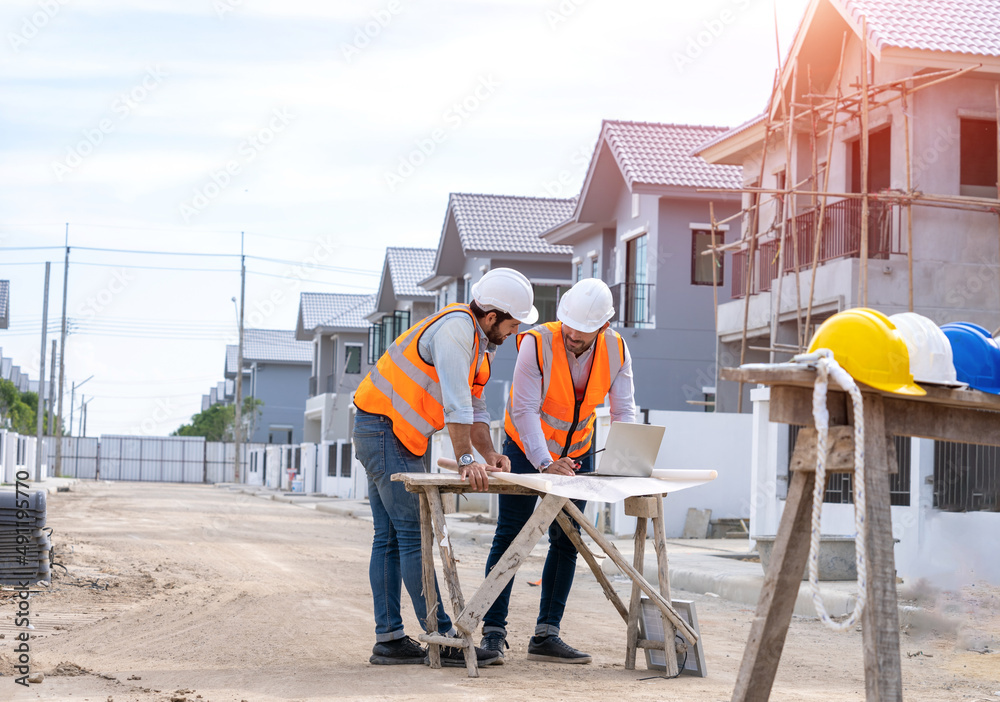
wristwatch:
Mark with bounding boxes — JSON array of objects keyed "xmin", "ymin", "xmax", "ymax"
[
  {"xmin": 539, "ymin": 459, "xmax": 553, "ymax": 471},
  {"xmin": 458, "ymin": 453, "xmax": 476, "ymax": 467}
]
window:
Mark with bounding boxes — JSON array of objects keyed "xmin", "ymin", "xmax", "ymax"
[
  {"xmin": 327, "ymin": 444, "xmax": 337, "ymax": 477},
  {"xmin": 340, "ymin": 442, "xmax": 352, "ymax": 478},
  {"xmin": 849, "ymin": 125, "xmax": 891, "ymax": 193},
  {"xmin": 590, "ymin": 256, "xmax": 599, "ymax": 279},
  {"xmin": 464, "ymin": 276, "xmax": 472, "ymax": 303},
  {"xmin": 367, "ymin": 310, "xmax": 410, "ymax": 364},
  {"xmin": 344, "ymin": 345, "xmax": 361, "ymax": 374},
  {"xmin": 960, "ymin": 119, "xmax": 998, "ymax": 197},
  {"xmin": 691, "ymin": 229, "xmax": 724, "ymax": 286},
  {"xmin": 531, "ymin": 284, "xmax": 566, "ymax": 324},
  {"xmin": 933, "ymin": 440, "xmax": 1000, "ymax": 511},
  {"xmin": 624, "ymin": 233, "xmax": 650, "ymax": 327},
  {"xmin": 573, "ymin": 259, "xmax": 582, "ymax": 282}
]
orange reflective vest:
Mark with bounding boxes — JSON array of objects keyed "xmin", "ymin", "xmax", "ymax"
[
  {"xmin": 354, "ymin": 304, "xmax": 492, "ymax": 456},
  {"xmin": 504, "ymin": 321, "xmax": 625, "ymax": 460}
]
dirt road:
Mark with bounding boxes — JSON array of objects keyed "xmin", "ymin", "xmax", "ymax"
[{"xmin": 1, "ymin": 482, "xmax": 996, "ymax": 701}]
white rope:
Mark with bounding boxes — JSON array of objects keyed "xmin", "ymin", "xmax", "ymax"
[{"xmin": 793, "ymin": 349, "xmax": 868, "ymax": 631}]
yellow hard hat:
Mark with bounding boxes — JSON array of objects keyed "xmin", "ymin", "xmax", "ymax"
[{"xmin": 807, "ymin": 307, "xmax": 926, "ymax": 396}]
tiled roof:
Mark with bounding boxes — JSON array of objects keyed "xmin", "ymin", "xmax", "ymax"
[
  {"xmin": 450, "ymin": 193, "xmax": 575, "ymax": 255},
  {"xmin": 836, "ymin": 0, "xmax": 1000, "ymax": 57},
  {"xmin": 602, "ymin": 121, "xmax": 743, "ymax": 190},
  {"xmin": 690, "ymin": 113, "xmax": 766, "ymax": 158},
  {"xmin": 386, "ymin": 247, "xmax": 435, "ymax": 298},
  {"xmin": 300, "ymin": 292, "xmax": 375, "ymax": 330},
  {"xmin": 242, "ymin": 329, "xmax": 312, "ymax": 364},
  {"xmin": 0, "ymin": 280, "xmax": 8, "ymax": 329}
]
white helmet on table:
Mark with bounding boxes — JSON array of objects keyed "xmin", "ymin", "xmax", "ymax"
[
  {"xmin": 557, "ymin": 278, "xmax": 615, "ymax": 333},
  {"xmin": 889, "ymin": 312, "xmax": 960, "ymax": 386},
  {"xmin": 470, "ymin": 268, "xmax": 538, "ymax": 325}
]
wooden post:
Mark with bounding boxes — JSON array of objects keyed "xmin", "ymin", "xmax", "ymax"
[
  {"xmin": 859, "ymin": 393, "xmax": 903, "ymax": 702},
  {"xmin": 419, "ymin": 492, "xmax": 442, "ymax": 669},
  {"xmin": 624, "ymin": 515, "xmax": 647, "ymax": 669},
  {"xmin": 652, "ymin": 496, "xmax": 680, "ymax": 676},
  {"xmin": 860, "ymin": 15, "xmax": 871, "ymax": 307},
  {"xmin": 731, "ymin": 469, "xmax": 816, "ymax": 702}
]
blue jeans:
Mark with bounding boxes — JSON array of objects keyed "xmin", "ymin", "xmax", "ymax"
[
  {"xmin": 353, "ymin": 410, "xmax": 453, "ymax": 642},
  {"xmin": 482, "ymin": 438, "xmax": 592, "ymax": 638}
]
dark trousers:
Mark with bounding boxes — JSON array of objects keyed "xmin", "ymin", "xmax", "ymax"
[{"xmin": 482, "ymin": 438, "xmax": 592, "ymax": 638}]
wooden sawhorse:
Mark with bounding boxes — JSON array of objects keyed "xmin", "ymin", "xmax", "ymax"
[
  {"xmin": 393, "ymin": 472, "xmax": 697, "ymax": 677},
  {"xmin": 721, "ymin": 365, "xmax": 1000, "ymax": 702}
]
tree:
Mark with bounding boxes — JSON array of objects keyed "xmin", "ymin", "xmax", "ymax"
[
  {"xmin": 172, "ymin": 396, "xmax": 263, "ymax": 442},
  {"xmin": 0, "ymin": 379, "xmax": 55, "ymax": 435}
]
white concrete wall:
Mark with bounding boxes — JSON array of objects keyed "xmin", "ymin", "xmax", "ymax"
[{"xmin": 750, "ymin": 391, "xmax": 1000, "ymax": 587}]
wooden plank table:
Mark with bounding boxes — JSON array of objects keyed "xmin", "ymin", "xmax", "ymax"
[
  {"xmin": 720, "ymin": 365, "xmax": 1000, "ymax": 702},
  {"xmin": 392, "ymin": 471, "xmax": 697, "ymax": 677}
]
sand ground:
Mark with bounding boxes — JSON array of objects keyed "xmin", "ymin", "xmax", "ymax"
[{"xmin": 1, "ymin": 481, "xmax": 997, "ymax": 702}]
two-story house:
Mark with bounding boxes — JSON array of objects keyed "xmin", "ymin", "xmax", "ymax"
[
  {"xmin": 419, "ymin": 192, "xmax": 576, "ymax": 419},
  {"xmin": 696, "ymin": 0, "xmax": 1000, "ymax": 585},
  {"xmin": 697, "ymin": 0, "xmax": 1000, "ymax": 413},
  {"xmin": 295, "ymin": 292, "xmax": 375, "ymax": 444},
  {"xmin": 541, "ymin": 120, "xmax": 743, "ymax": 412},
  {"xmin": 366, "ymin": 246, "xmax": 437, "ymax": 364},
  {"xmin": 222, "ymin": 329, "xmax": 312, "ymax": 444}
]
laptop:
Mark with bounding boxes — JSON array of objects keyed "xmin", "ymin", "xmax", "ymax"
[{"xmin": 582, "ymin": 422, "xmax": 665, "ymax": 477}]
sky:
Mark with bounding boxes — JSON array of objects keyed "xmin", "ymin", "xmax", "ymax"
[{"xmin": 0, "ymin": 0, "xmax": 812, "ymax": 437}]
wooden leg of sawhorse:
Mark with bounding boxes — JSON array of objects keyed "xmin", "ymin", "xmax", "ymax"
[
  {"xmin": 731, "ymin": 469, "xmax": 816, "ymax": 702},
  {"xmin": 623, "ymin": 496, "xmax": 679, "ymax": 675},
  {"xmin": 418, "ymin": 492, "xmax": 442, "ymax": 669},
  {"xmin": 859, "ymin": 394, "xmax": 903, "ymax": 702}
]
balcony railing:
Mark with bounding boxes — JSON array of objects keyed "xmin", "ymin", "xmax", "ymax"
[
  {"xmin": 730, "ymin": 198, "xmax": 900, "ymax": 299},
  {"xmin": 326, "ymin": 373, "xmax": 337, "ymax": 394},
  {"xmin": 609, "ymin": 282, "xmax": 654, "ymax": 328},
  {"xmin": 308, "ymin": 375, "xmax": 317, "ymax": 397}
]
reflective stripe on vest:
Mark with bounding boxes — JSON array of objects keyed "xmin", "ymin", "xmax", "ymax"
[
  {"xmin": 504, "ymin": 322, "xmax": 625, "ymax": 460},
  {"xmin": 354, "ymin": 303, "xmax": 491, "ymax": 456}
]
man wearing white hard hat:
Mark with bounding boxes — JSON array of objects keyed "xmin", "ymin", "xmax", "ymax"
[
  {"xmin": 480, "ymin": 278, "xmax": 636, "ymax": 664},
  {"xmin": 353, "ymin": 267, "xmax": 538, "ymax": 668}
]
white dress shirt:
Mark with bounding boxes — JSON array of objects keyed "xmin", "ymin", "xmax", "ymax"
[{"xmin": 509, "ymin": 330, "xmax": 636, "ymax": 469}]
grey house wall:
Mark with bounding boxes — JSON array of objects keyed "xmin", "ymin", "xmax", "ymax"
[{"xmin": 248, "ymin": 363, "xmax": 311, "ymax": 444}]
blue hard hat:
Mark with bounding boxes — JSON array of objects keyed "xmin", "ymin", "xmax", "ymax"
[{"xmin": 940, "ymin": 322, "xmax": 1000, "ymax": 394}]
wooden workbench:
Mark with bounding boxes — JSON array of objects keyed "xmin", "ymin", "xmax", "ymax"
[
  {"xmin": 392, "ymin": 471, "xmax": 698, "ymax": 677},
  {"xmin": 720, "ymin": 365, "xmax": 1000, "ymax": 702}
]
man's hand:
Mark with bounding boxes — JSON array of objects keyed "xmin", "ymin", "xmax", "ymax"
[
  {"xmin": 541, "ymin": 457, "xmax": 579, "ymax": 476},
  {"xmin": 484, "ymin": 451, "xmax": 511, "ymax": 473},
  {"xmin": 459, "ymin": 461, "xmax": 491, "ymax": 492}
]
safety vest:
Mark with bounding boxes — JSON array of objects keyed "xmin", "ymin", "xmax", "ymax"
[
  {"xmin": 504, "ymin": 321, "xmax": 625, "ymax": 460},
  {"xmin": 354, "ymin": 304, "xmax": 492, "ymax": 456}
]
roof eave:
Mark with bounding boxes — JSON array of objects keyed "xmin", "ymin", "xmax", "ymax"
[{"xmin": 698, "ymin": 120, "xmax": 769, "ymax": 166}]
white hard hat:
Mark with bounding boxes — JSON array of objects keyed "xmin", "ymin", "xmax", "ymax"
[
  {"xmin": 557, "ymin": 278, "xmax": 615, "ymax": 333},
  {"xmin": 471, "ymin": 268, "xmax": 538, "ymax": 324},
  {"xmin": 889, "ymin": 312, "xmax": 960, "ymax": 386}
]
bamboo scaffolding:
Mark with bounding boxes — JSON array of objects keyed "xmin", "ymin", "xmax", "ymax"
[{"xmin": 860, "ymin": 16, "xmax": 871, "ymax": 308}]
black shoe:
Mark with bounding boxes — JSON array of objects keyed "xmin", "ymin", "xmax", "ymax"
[
  {"xmin": 370, "ymin": 636, "xmax": 428, "ymax": 665},
  {"xmin": 526, "ymin": 635, "xmax": 592, "ymax": 664},
  {"xmin": 480, "ymin": 631, "xmax": 509, "ymax": 665},
  {"xmin": 440, "ymin": 642, "xmax": 502, "ymax": 668}
]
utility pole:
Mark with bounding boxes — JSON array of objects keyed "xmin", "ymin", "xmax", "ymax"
[
  {"xmin": 55, "ymin": 224, "xmax": 70, "ymax": 477},
  {"xmin": 233, "ymin": 231, "xmax": 245, "ymax": 483},
  {"xmin": 70, "ymin": 374, "xmax": 94, "ymax": 439},
  {"xmin": 49, "ymin": 340, "xmax": 57, "ymax": 421},
  {"xmin": 34, "ymin": 262, "xmax": 51, "ymax": 482}
]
